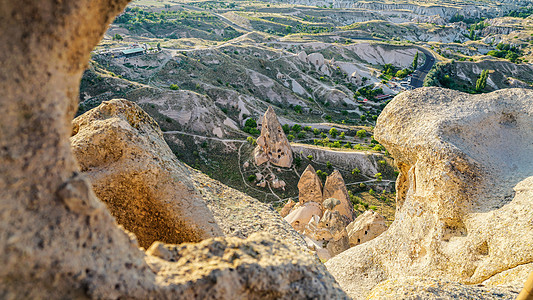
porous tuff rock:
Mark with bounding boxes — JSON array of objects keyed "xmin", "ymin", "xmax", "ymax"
[
  {"xmin": 318, "ymin": 210, "xmax": 350, "ymax": 257},
  {"xmin": 326, "ymin": 88, "xmax": 533, "ymax": 299},
  {"xmin": 71, "ymin": 99, "xmax": 223, "ymax": 248},
  {"xmin": 254, "ymin": 106, "xmax": 293, "ymax": 168},
  {"xmin": 297, "ymin": 164, "xmax": 324, "ymax": 204},
  {"xmin": 0, "ymin": 1, "xmax": 348, "ymax": 298},
  {"xmin": 145, "ymin": 232, "xmax": 348, "ymax": 299},
  {"xmin": 323, "ymin": 170, "xmax": 356, "ymax": 223},
  {"xmin": 284, "ymin": 202, "xmax": 323, "ymax": 233},
  {"xmin": 280, "ymin": 199, "xmax": 296, "ymax": 217},
  {"xmin": 367, "ymin": 277, "xmax": 518, "ymax": 299},
  {"xmin": 346, "ymin": 210, "xmax": 387, "ymax": 247}
]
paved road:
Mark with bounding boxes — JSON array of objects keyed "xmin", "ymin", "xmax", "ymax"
[{"xmin": 409, "ymin": 47, "xmax": 436, "ymax": 88}]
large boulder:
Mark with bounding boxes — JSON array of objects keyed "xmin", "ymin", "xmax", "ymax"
[
  {"xmin": 323, "ymin": 170, "xmax": 356, "ymax": 223},
  {"xmin": 0, "ymin": 2, "xmax": 349, "ymax": 298},
  {"xmin": 297, "ymin": 164, "xmax": 324, "ymax": 204},
  {"xmin": 326, "ymin": 88, "xmax": 533, "ymax": 298},
  {"xmin": 254, "ymin": 106, "xmax": 293, "ymax": 168},
  {"xmin": 346, "ymin": 210, "xmax": 387, "ymax": 247},
  {"xmin": 71, "ymin": 99, "xmax": 223, "ymax": 248}
]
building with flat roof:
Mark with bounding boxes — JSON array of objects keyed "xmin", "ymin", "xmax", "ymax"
[{"xmin": 121, "ymin": 47, "xmax": 145, "ymax": 58}]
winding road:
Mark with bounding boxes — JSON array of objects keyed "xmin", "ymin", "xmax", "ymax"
[{"xmin": 409, "ymin": 47, "xmax": 437, "ymax": 88}]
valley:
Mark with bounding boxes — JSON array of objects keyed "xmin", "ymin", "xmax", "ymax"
[{"xmin": 80, "ymin": 0, "xmax": 533, "ymax": 219}]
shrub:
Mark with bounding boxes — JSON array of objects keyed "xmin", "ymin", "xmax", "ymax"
[
  {"xmin": 307, "ymin": 155, "xmax": 313, "ymax": 161},
  {"xmin": 169, "ymin": 84, "xmax": 179, "ymax": 90},
  {"xmin": 316, "ymin": 169, "xmax": 327, "ymax": 181},
  {"xmin": 246, "ymin": 136, "xmax": 256, "ymax": 145},
  {"xmin": 244, "ymin": 118, "xmax": 257, "ymax": 128},
  {"xmin": 369, "ymin": 189, "xmax": 376, "ymax": 196},
  {"xmin": 329, "ymin": 128, "xmax": 338, "ymax": 138},
  {"xmin": 287, "ymin": 134, "xmax": 295, "ymax": 141},
  {"xmin": 248, "ymin": 174, "xmax": 256, "ymax": 182},
  {"xmin": 313, "ymin": 128, "xmax": 320, "ymax": 135},
  {"xmin": 292, "ymin": 124, "xmax": 302, "ymax": 132},
  {"xmin": 356, "ymin": 129, "xmax": 367, "ymax": 138},
  {"xmin": 374, "ymin": 173, "xmax": 383, "ymax": 182},
  {"xmin": 326, "ymin": 161, "xmax": 332, "ymax": 169},
  {"xmin": 352, "ymin": 168, "xmax": 361, "ymax": 175}
]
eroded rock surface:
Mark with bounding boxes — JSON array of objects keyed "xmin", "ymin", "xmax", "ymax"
[
  {"xmin": 254, "ymin": 106, "xmax": 293, "ymax": 168},
  {"xmin": 0, "ymin": 2, "xmax": 348, "ymax": 298},
  {"xmin": 323, "ymin": 170, "xmax": 356, "ymax": 223},
  {"xmin": 71, "ymin": 99, "xmax": 223, "ymax": 248},
  {"xmin": 326, "ymin": 87, "xmax": 533, "ymax": 299},
  {"xmin": 346, "ymin": 210, "xmax": 387, "ymax": 247},
  {"xmin": 367, "ymin": 277, "xmax": 519, "ymax": 299},
  {"xmin": 298, "ymin": 164, "xmax": 324, "ymax": 204}
]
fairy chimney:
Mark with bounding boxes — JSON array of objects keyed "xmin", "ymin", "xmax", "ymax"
[
  {"xmin": 254, "ymin": 107, "xmax": 293, "ymax": 168},
  {"xmin": 323, "ymin": 170, "xmax": 356, "ymax": 223},
  {"xmin": 298, "ymin": 165, "xmax": 324, "ymax": 204}
]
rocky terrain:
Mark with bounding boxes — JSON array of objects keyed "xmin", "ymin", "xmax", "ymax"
[
  {"xmin": 325, "ymin": 87, "xmax": 533, "ymax": 299},
  {"xmin": 3, "ymin": 0, "xmax": 533, "ymax": 299},
  {"xmin": 0, "ymin": 2, "xmax": 349, "ymax": 298},
  {"xmin": 283, "ymin": 164, "xmax": 388, "ymax": 261}
]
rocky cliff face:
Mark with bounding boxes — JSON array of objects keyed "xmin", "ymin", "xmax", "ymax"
[
  {"xmin": 0, "ymin": 2, "xmax": 348, "ymax": 298},
  {"xmin": 326, "ymin": 87, "xmax": 533, "ymax": 299}
]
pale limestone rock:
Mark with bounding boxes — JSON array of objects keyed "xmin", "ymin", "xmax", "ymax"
[
  {"xmin": 284, "ymin": 202, "xmax": 322, "ymax": 233},
  {"xmin": 0, "ymin": 2, "xmax": 349, "ymax": 298},
  {"xmin": 346, "ymin": 210, "xmax": 387, "ymax": 247},
  {"xmin": 243, "ymin": 161, "xmax": 249, "ymax": 169},
  {"xmin": 255, "ymin": 172, "xmax": 263, "ymax": 181},
  {"xmin": 298, "ymin": 164, "xmax": 324, "ymax": 204},
  {"xmin": 71, "ymin": 99, "xmax": 223, "ymax": 248},
  {"xmin": 323, "ymin": 170, "xmax": 356, "ymax": 223},
  {"xmin": 326, "ymin": 88, "xmax": 533, "ymax": 299},
  {"xmin": 254, "ymin": 106, "xmax": 293, "ymax": 167}
]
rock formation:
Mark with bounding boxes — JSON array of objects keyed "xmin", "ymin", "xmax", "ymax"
[
  {"xmin": 71, "ymin": 99, "xmax": 223, "ymax": 248},
  {"xmin": 323, "ymin": 170, "xmax": 356, "ymax": 223},
  {"xmin": 346, "ymin": 210, "xmax": 387, "ymax": 247},
  {"xmin": 280, "ymin": 199, "xmax": 296, "ymax": 217},
  {"xmin": 0, "ymin": 2, "xmax": 348, "ymax": 298},
  {"xmin": 284, "ymin": 201, "xmax": 323, "ymax": 233},
  {"xmin": 319, "ymin": 210, "xmax": 350, "ymax": 257},
  {"xmin": 283, "ymin": 166, "xmax": 361, "ymax": 261},
  {"xmin": 297, "ymin": 164, "xmax": 324, "ymax": 204},
  {"xmin": 254, "ymin": 106, "xmax": 293, "ymax": 168},
  {"xmin": 326, "ymin": 88, "xmax": 533, "ymax": 299}
]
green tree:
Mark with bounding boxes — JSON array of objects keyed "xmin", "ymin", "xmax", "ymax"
[
  {"xmin": 352, "ymin": 168, "xmax": 361, "ymax": 175},
  {"xmin": 157, "ymin": 42, "xmax": 161, "ymax": 51},
  {"xmin": 356, "ymin": 129, "xmax": 367, "ymax": 138},
  {"xmin": 412, "ymin": 52, "xmax": 419, "ymax": 70},
  {"xmin": 313, "ymin": 128, "xmax": 320, "ymax": 135},
  {"xmin": 113, "ymin": 33, "xmax": 123, "ymax": 41},
  {"xmin": 169, "ymin": 84, "xmax": 179, "ymax": 90},
  {"xmin": 475, "ymin": 69, "xmax": 489, "ymax": 92}
]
